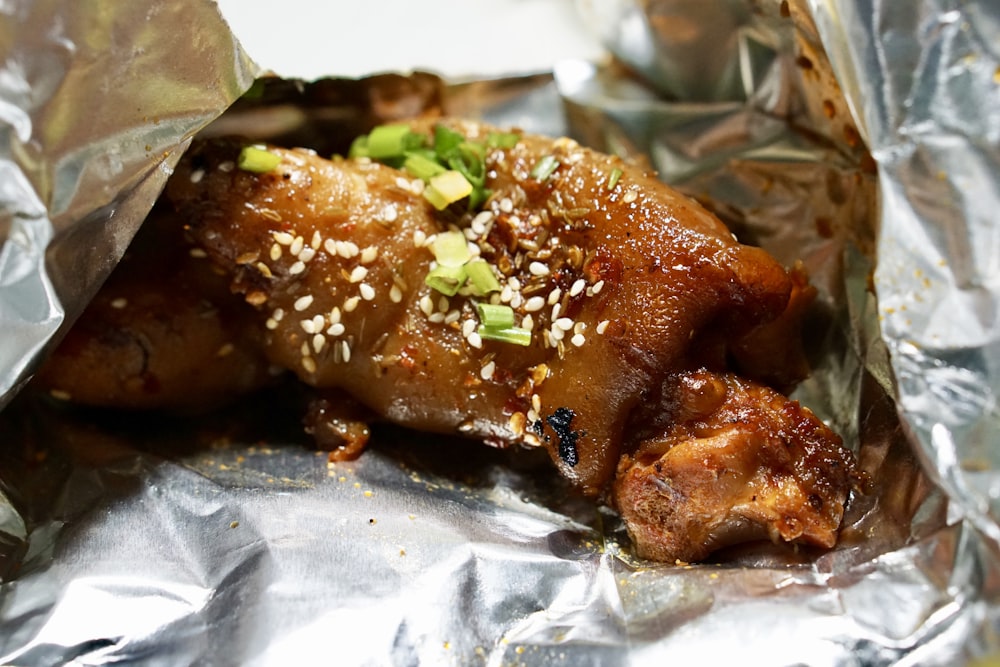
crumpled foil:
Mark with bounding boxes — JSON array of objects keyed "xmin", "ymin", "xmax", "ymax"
[{"xmin": 0, "ymin": 0, "xmax": 997, "ymax": 665}]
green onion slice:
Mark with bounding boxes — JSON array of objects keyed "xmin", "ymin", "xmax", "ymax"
[
  {"xmin": 486, "ymin": 132, "xmax": 520, "ymax": 149},
  {"xmin": 424, "ymin": 171, "xmax": 474, "ymax": 210},
  {"xmin": 478, "ymin": 325, "xmax": 532, "ymax": 346},
  {"xmin": 530, "ymin": 155, "xmax": 560, "ymax": 181},
  {"xmin": 607, "ymin": 167, "xmax": 623, "ymax": 190},
  {"xmin": 465, "ymin": 259, "xmax": 501, "ymax": 295},
  {"xmin": 424, "ymin": 265, "xmax": 467, "ymax": 296},
  {"xmin": 429, "ymin": 230, "xmax": 471, "ymax": 267},
  {"xmin": 238, "ymin": 146, "xmax": 282, "ymax": 173},
  {"xmin": 476, "ymin": 303, "xmax": 515, "ymax": 329},
  {"xmin": 366, "ymin": 123, "xmax": 414, "ymax": 160},
  {"xmin": 403, "ymin": 152, "xmax": 446, "ymax": 181}
]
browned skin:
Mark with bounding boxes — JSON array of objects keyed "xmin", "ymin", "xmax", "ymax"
[{"xmin": 35, "ymin": 119, "xmax": 856, "ymax": 562}]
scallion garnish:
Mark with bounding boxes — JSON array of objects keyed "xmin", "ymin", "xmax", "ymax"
[
  {"xmin": 238, "ymin": 146, "xmax": 282, "ymax": 173},
  {"xmin": 424, "ymin": 171, "xmax": 474, "ymax": 210},
  {"xmin": 366, "ymin": 123, "xmax": 414, "ymax": 160},
  {"xmin": 403, "ymin": 152, "xmax": 447, "ymax": 181},
  {"xmin": 478, "ymin": 325, "xmax": 532, "ymax": 347},
  {"xmin": 530, "ymin": 155, "xmax": 560, "ymax": 181},
  {"xmin": 424, "ymin": 265, "xmax": 467, "ymax": 296},
  {"xmin": 486, "ymin": 132, "xmax": 520, "ymax": 149},
  {"xmin": 607, "ymin": 167, "xmax": 623, "ymax": 190},
  {"xmin": 476, "ymin": 303, "xmax": 515, "ymax": 329},
  {"xmin": 429, "ymin": 230, "xmax": 471, "ymax": 267},
  {"xmin": 465, "ymin": 259, "xmax": 502, "ymax": 295}
]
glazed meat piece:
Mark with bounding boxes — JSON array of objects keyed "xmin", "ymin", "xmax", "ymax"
[{"xmin": 36, "ymin": 119, "xmax": 857, "ymax": 561}]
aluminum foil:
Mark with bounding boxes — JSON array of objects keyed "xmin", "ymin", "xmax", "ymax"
[{"xmin": 1, "ymin": 0, "xmax": 998, "ymax": 665}]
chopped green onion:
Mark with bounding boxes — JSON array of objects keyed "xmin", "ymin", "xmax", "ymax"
[
  {"xmin": 425, "ymin": 265, "xmax": 467, "ymax": 296},
  {"xmin": 238, "ymin": 146, "xmax": 282, "ymax": 173},
  {"xmin": 478, "ymin": 325, "xmax": 532, "ymax": 346},
  {"xmin": 424, "ymin": 170, "xmax": 473, "ymax": 210},
  {"xmin": 465, "ymin": 259, "xmax": 501, "ymax": 295},
  {"xmin": 530, "ymin": 155, "xmax": 560, "ymax": 181},
  {"xmin": 607, "ymin": 167, "xmax": 623, "ymax": 190},
  {"xmin": 404, "ymin": 152, "xmax": 446, "ymax": 181},
  {"xmin": 486, "ymin": 132, "xmax": 520, "ymax": 149},
  {"xmin": 367, "ymin": 124, "xmax": 414, "ymax": 159},
  {"xmin": 429, "ymin": 230, "xmax": 471, "ymax": 267},
  {"xmin": 348, "ymin": 135, "xmax": 370, "ymax": 158},
  {"xmin": 476, "ymin": 303, "xmax": 515, "ymax": 329},
  {"xmin": 434, "ymin": 124, "xmax": 465, "ymax": 158}
]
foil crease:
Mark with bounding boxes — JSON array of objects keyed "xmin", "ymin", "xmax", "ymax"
[
  {"xmin": 0, "ymin": 1, "xmax": 997, "ymax": 665},
  {"xmin": 0, "ymin": 0, "xmax": 258, "ymax": 410}
]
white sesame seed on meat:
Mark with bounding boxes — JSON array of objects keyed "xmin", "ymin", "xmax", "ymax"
[
  {"xmin": 359, "ymin": 283, "xmax": 376, "ymax": 301},
  {"xmin": 523, "ymin": 296, "xmax": 545, "ymax": 312},
  {"xmin": 327, "ymin": 322, "xmax": 346, "ymax": 337},
  {"xmin": 301, "ymin": 319, "xmax": 317, "ymax": 334},
  {"xmin": 294, "ymin": 295, "xmax": 314, "ymax": 311},
  {"xmin": 299, "ymin": 247, "xmax": 316, "ymax": 263},
  {"xmin": 480, "ymin": 360, "xmax": 496, "ymax": 380},
  {"xmin": 290, "ymin": 236, "xmax": 304, "ymax": 256},
  {"xmin": 597, "ymin": 320, "xmax": 610, "ymax": 334},
  {"xmin": 344, "ymin": 296, "xmax": 361, "ymax": 312},
  {"xmin": 312, "ymin": 333, "xmax": 326, "ymax": 353},
  {"xmin": 528, "ymin": 261, "xmax": 549, "ymax": 276},
  {"xmin": 389, "ymin": 285, "xmax": 403, "ymax": 303},
  {"xmin": 571, "ymin": 333, "xmax": 586, "ymax": 347},
  {"xmin": 570, "ymin": 279, "xmax": 586, "ymax": 297},
  {"xmin": 311, "ymin": 230, "xmax": 322, "ymax": 249},
  {"xmin": 289, "ymin": 261, "xmax": 306, "ymax": 275},
  {"xmin": 189, "ymin": 247, "xmax": 208, "ymax": 259},
  {"xmin": 349, "ymin": 266, "xmax": 368, "ymax": 283},
  {"xmin": 467, "ymin": 331, "xmax": 483, "ymax": 349}
]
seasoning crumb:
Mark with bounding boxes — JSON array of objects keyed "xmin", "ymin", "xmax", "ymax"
[{"xmin": 229, "ymin": 521, "xmax": 239, "ymax": 529}]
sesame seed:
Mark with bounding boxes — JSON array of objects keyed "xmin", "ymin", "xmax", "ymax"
[
  {"xmin": 528, "ymin": 261, "xmax": 549, "ymax": 276},
  {"xmin": 382, "ymin": 204, "xmax": 398, "ymax": 222},
  {"xmin": 341, "ymin": 341, "xmax": 352, "ymax": 362},
  {"xmin": 419, "ymin": 295, "xmax": 434, "ymax": 317},
  {"xmin": 302, "ymin": 357, "xmax": 317, "ymax": 373},
  {"xmin": 336, "ymin": 240, "xmax": 359, "ymax": 258},
  {"xmin": 499, "ymin": 197, "xmax": 513, "ymax": 213},
  {"xmin": 508, "ymin": 411, "xmax": 526, "ymax": 436},
  {"xmin": 570, "ymin": 279, "xmax": 586, "ymax": 297},
  {"xmin": 218, "ymin": 160, "xmax": 234, "ymax": 172},
  {"xmin": 217, "ymin": 342, "xmax": 235, "ymax": 357},
  {"xmin": 323, "ymin": 239, "xmax": 337, "ymax": 256},
  {"xmin": 510, "ymin": 293, "xmax": 523, "ymax": 309},
  {"xmin": 531, "ymin": 393, "xmax": 541, "ymax": 413},
  {"xmin": 49, "ymin": 389, "xmax": 72, "ymax": 401},
  {"xmin": 349, "ymin": 266, "xmax": 368, "ymax": 283},
  {"xmin": 301, "ymin": 319, "xmax": 318, "ymax": 334},
  {"xmin": 344, "ymin": 296, "xmax": 361, "ymax": 312},
  {"xmin": 360, "ymin": 246, "xmax": 378, "ymax": 264},
  {"xmin": 623, "ymin": 189, "xmax": 638, "ymax": 203},
  {"xmin": 522, "ymin": 313, "xmax": 535, "ymax": 331},
  {"xmin": 294, "ymin": 295, "xmax": 314, "ymax": 311},
  {"xmin": 413, "ymin": 230, "xmax": 427, "ymax": 247},
  {"xmin": 555, "ymin": 317, "xmax": 574, "ymax": 331},
  {"xmin": 327, "ymin": 322, "xmax": 345, "ymax": 336},
  {"xmin": 500, "ymin": 286, "xmax": 513, "ymax": 303},
  {"xmin": 411, "ymin": 178, "xmax": 424, "ymax": 193},
  {"xmin": 301, "ymin": 342, "xmax": 311, "ymax": 357},
  {"xmin": 395, "ymin": 176, "xmax": 411, "ymax": 190},
  {"xmin": 481, "ymin": 361, "xmax": 496, "ymax": 380},
  {"xmin": 311, "ymin": 230, "xmax": 322, "ymax": 249},
  {"xmin": 269, "ymin": 244, "xmax": 282, "ymax": 261},
  {"xmin": 329, "ymin": 307, "xmax": 341, "ymax": 324},
  {"xmin": 524, "ymin": 433, "xmax": 542, "ymax": 448},
  {"xmin": 290, "ymin": 236, "xmax": 304, "ymax": 256},
  {"xmin": 189, "ymin": 168, "xmax": 205, "ymax": 183},
  {"xmin": 273, "ymin": 308, "xmax": 285, "ymax": 321},
  {"xmin": 507, "ymin": 276, "xmax": 522, "ymax": 290},
  {"xmin": 437, "ymin": 296, "xmax": 449, "ymax": 313},
  {"xmin": 299, "ymin": 247, "xmax": 316, "ymax": 263},
  {"xmin": 597, "ymin": 320, "xmax": 610, "ymax": 334},
  {"xmin": 313, "ymin": 333, "xmax": 326, "ymax": 353},
  {"xmin": 467, "ymin": 331, "xmax": 483, "ymax": 349},
  {"xmin": 289, "ymin": 261, "xmax": 306, "ymax": 275},
  {"xmin": 551, "ymin": 303, "xmax": 562, "ymax": 320},
  {"xmin": 527, "ymin": 408, "xmax": 539, "ymax": 423},
  {"xmin": 547, "ymin": 288, "xmax": 562, "ymax": 305},
  {"xmin": 462, "ymin": 319, "xmax": 477, "ymax": 337},
  {"xmin": 189, "ymin": 247, "xmax": 208, "ymax": 259},
  {"xmin": 550, "ymin": 326, "xmax": 566, "ymax": 341},
  {"xmin": 592, "ymin": 280, "xmax": 605, "ymax": 294},
  {"xmin": 428, "ymin": 312, "xmax": 445, "ymax": 323},
  {"xmin": 524, "ymin": 296, "xmax": 545, "ymax": 312},
  {"xmin": 571, "ymin": 333, "xmax": 586, "ymax": 347},
  {"xmin": 389, "ymin": 285, "xmax": 402, "ymax": 303},
  {"xmin": 445, "ymin": 309, "xmax": 461, "ymax": 324},
  {"xmin": 274, "ymin": 231, "xmax": 294, "ymax": 246},
  {"xmin": 471, "ymin": 211, "xmax": 493, "ymax": 235},
  {"xmin": 110, "ymin": 298, "xmax": 128, "ymax": 309},
  {"xmin": 266, "ymin": 318, "xmax": 279, "ymax": 330},
  {"xmin": 359, "ymin": 283, "xmax": 375, "ymax": 301}
]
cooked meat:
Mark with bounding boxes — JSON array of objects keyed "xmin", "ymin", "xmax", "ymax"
[{"xmin": 34, "ymin": 118, "xmax": 857, "ymax": 562}]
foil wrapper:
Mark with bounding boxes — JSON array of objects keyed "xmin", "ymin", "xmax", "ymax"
[{"xmin": 0, "ymin": 1, "xmax": 998, "ymax": 665}]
